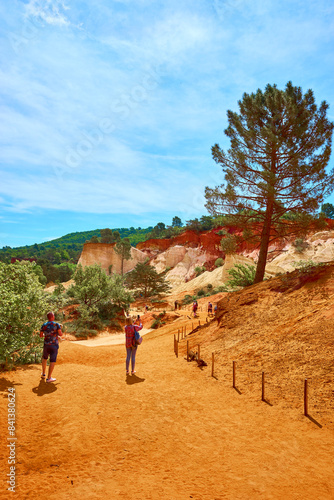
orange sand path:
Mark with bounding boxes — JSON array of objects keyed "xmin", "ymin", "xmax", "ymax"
[{"xmin": 1, "ymin": 315, "xmax": 333, "ymax": 500}]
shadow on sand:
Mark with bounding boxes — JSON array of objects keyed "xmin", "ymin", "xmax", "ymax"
[
  {"xmin": 32, "ymin": 379, "xmax": 58, "ymax": 396},
  {"xmin": 126, "ymin": 374, "xmax": 145, "ymax": 385},
  {"xmin": 306, "ymin": 414, "xmax": 322, "ymax": 428}
]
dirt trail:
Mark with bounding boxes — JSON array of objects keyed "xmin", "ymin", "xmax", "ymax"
[{"xmin": 1, "ymin": 311, "xmax": 333, "ymax": 499}]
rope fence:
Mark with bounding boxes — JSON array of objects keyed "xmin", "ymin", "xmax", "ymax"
[{"xmin": 173, "ymin": 328, "xmax": 319, "ymax": 422}]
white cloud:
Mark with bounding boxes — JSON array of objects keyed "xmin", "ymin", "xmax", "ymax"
[
  {"xmin": 25, "ymin": 0, "xmax": 70, "ymax": 27},
  {"xmin": 0, "ymin": 0, "xmax": 333, "ymax": 230}
]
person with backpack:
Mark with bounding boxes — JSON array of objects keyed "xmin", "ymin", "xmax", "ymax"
[
  {"xmin": 40, "ymin": 311, "xmax": 64, "ymax": 383},
  {"xmin": 192, "ymin": 300, "xmax": 198, "ymax": 318},
  {"xmin": 124, "ymin": 315, "xmax": 143, "ymax": 375},
  {"xmin": 208, "ymin": 302, "xmax": 213, "ymax": 316}
]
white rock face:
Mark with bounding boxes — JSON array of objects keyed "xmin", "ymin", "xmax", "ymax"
[
  {"xmin": 78, "ymin": 243, "xmax": 147, "ymax": 275},
  {"xmin": 151, "ymin": 246, "xmax": 209, "ymax": 287}
]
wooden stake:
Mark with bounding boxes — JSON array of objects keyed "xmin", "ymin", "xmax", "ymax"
[
  {"xmin": 174, "ymin": 334, "xmax": 176, "ymax": 354},
  {"xmin": 211, "ymin": 353, "xmax": 214, "ymax": 377},
  {"xmin": 187, "ymin": 341, "xmax": 189, "ymax": 362},
  {"xmin": 304, "ymin": 379, "xmax": 308, "ymax": 416},
  {"xmin": 197, "ymin": 344, "xmax": 200, "ymax": 365},
  {"xmin": 177, "ymin": 331, "xmax": 180, "ymax": 342},
  {"xmin": 176, "ymin": 340, "xmax": 178, "ymax": 358},
  {"xmin": 233, "ymin": 361, "xmax": 236, "ymax": 388},
  {"xmin": 262, "ymin": 372, "xmax": 265, "ymax": 401}
]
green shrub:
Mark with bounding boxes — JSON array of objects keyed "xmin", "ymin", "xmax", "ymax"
[
  {"xmin": 207, "ymin": 283, "xmax": 213, "ymax": 290},
  {"xmin": 225, "ymin": 264, "xmax": 256, "ymax": 289},
  {"xmin": 194, "ymin": 266, "xmax": 206, "ymax": 277},
  {"xmin": 215, "ymin": 258, "xmax": 224, "ymax": 267},
  {"xmin": 74, "ymin": 329, "xmax": 99, "ymax": 339},
  {"xmin": 182, "ymin": 294, "xmax": 193, "ymax": 305},
  {"xmin": 197, "ymin": 289, "xmax": 206, "ymax": 296},
  {"xmin": 0, "ymin": 261, "xmax": 47, "ymax": 367},
  {"xmin": 292, "ymin": 238, "xmax": 310, "ymax": 254},
  {"xmin": 292, "ymin": 260, "xmax": 324, "ymax": 275}
]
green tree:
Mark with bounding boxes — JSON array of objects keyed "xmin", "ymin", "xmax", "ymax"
[
  {"xmin": 114, "ymin": 238, "xmax": 132, "ymax": 275},
  {"xmin": 0, "ymin": 261, "xmax": 47, "ymax": 366},
  {"xmin": 111, "ymin": 230, "xmax": 121, "ymax": 242},
  {"xmin": 90, "ymin": 236, "xmax": 100, "ymax": 243},
  {"xmin": 67, "ymin": 264, "xmax": 113, "ymax": 309},
  {"xmin": 126, "ymin": 262, "xmax": 171, "ymax": 298},
  {"xmin": 186, "ymin": 218, "xmax": 202, "ymax": 232},
  {"xmin": 205, "ymin": 81, "xmax": 334, "ymax": 284},
  {"xmin": 100, "ymin": 228, "xmax": 114, "ymax": 243},
  {"xmin": 321, "ymin": 203, "xmax": 334, "ymax": 219},
  {"xmin": 172, "ymin": 216, "xmax": 183, "ymax": 227}
]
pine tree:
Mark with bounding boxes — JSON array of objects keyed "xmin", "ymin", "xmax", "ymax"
[
  {"xmin": 205, "ymin": 82, "xmax": 334, "ymax": 283},
  {"xmin": 114, "ymin": 238, "xmax": 132, "ymax": 275},
  {"xmin": 126, "ymin": 262, "xmax": 171, "ymax": 298}
]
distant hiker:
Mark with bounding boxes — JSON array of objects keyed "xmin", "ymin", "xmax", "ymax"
[
  {"xmin": 192, "ymin": 300, "xmax": 198, "ymax": 317},
  {"xmin": 40, "ymin": 311, "xmax": 64, "ymax": 383},
  {"xmin": 174, "ymin": 300, "xmax": 178, "ymax": 311},
  {"xmin": 144, "ymin": 304, "xmax": 149, "ymax": 312},
  {"xmin": 208, "ymin": 302, "xmax": 213, "ymax": 316},
  {"xmin": 124, "ymin": 315, "xmax": 143, "ymax": 375},
  {"xmin": 214, "ymin": 304, "xmax": 218, "ymax": 316}
]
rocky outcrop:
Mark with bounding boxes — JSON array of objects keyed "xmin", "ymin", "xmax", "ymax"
[{"xmin": 78, "ymin": 242, "xmax": 147, "ymax": 275}]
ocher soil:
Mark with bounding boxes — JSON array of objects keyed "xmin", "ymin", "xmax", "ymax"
[{"xmin": 1, "ymin": 265, "xmax": 334, "ymax": 499}]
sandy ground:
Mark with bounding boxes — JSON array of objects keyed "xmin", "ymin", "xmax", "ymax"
[{"xmin": 1, "ymin": 305, "xmax": 334, "ymax": 500}]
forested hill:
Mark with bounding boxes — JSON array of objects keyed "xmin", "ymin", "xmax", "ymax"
[{"xmin": 0, "ymin": 226, "xmax": 153, "ymax": 265}]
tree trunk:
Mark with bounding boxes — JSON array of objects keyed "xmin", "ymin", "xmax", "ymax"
[{"xmin": 253, "ymin": 204, "xmax": 273, "ymax": 284}]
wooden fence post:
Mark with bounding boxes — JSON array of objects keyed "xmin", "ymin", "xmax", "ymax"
[
  {"xmin": 262, "ymin": 372, "xmax": 265, "ymax": 401},
  {"xmin": 177, "ymin": 330, "xmax": 180, "ymax": 342},
  {"xmin": 176, "ymin": 340, "xmax": 178, "ymax": 358},
  {"xmin": 187, "ymin": 341, "xmax": 189, "ymax": 362},
  {"xmin": 174, "ymin": 334, "xmax": 176, "ymax": 354},
  {"xmin": 197, "ymin": 344, "xmax": 200, "ymax": 365},
  {"xmin": 304, "ymin": 379, "xmax": 308, "ymax": 416},
  {"xmin": 211, "ymin": 353, "xmax": 214, "ymax": 377},
  {"xmin": 233, "ymin": 361, "xmax": 236, "ymax": 388}
]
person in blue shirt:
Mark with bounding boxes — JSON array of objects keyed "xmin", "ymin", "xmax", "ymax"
[{"xmin": 40, "ymin": 311, "xmax": 64, "ymax": 383}]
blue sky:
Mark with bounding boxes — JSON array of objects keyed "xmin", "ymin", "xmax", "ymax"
[{"xmin": 1, "ymin": 0, "xmax": 334, "ymax": 248}]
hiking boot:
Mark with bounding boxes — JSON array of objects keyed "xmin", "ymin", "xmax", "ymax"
[{"xmin": 46, "ymin": 377, "xmax": 56, "ymax": 383}]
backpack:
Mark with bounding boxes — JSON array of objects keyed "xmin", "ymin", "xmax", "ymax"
[{"xmin": 133, "ymin": 326, "xmax": 143, "ymax": 346}]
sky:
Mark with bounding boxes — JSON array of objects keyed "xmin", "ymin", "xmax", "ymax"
[{"xmin": 1, "ymin": 0, "xmax": 334, "ymax": 248}]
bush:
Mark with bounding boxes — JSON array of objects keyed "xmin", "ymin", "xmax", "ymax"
[
  {"xmin": 197, "ymin": 288, "xmax": 206, "ymax": 296},
  {"xmin": 292, "ymin": 260, "xmax": 324, "ymax": 275},
  {"xmin": 292, "ymin": 238, "xmax": 310, "ymax": 254},
  {"xmin": 215, "ymin": 258, "xmax": 224, "ymax": 267},
  {"xmin": 74, "ymin": 329, "xmax": 99, "ymax": 339},
  {"xmin": 0, "ymin": 261, "xmax": 47, "ymax": 367},
  {"xmin": 182, "ymin": 294, "xmax": 193, "ymax": 305},
  {"xmin": 194, "ymin": 266, "xmax": 206, "ymax": 277},
  {"xmin": 207, "ymin": 283, "xmax": 213, "ymax": 290},
  {"xmin": 225, "ymin": 264, "xmax": 256, "ymax": 289}
]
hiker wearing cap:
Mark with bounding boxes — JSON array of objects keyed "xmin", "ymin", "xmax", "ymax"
[
  {"xmin": 124, "ymin": 315, "xmax": 143, "ymax": 375},
  {"xmin": 40, "ymin": 311, "xmax": 64, "ymax": 383}
]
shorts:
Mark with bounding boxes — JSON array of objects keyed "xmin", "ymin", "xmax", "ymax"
[{"xmin": 43, "ymin": 344, "xmax": 59, "ymax": 363}]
